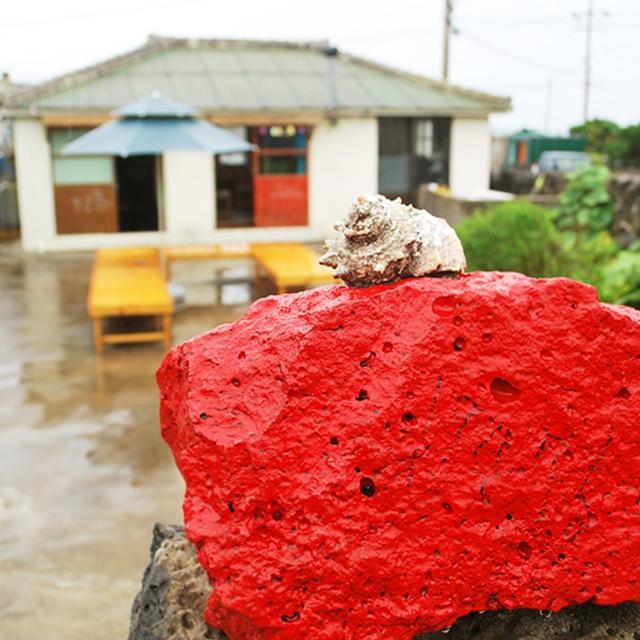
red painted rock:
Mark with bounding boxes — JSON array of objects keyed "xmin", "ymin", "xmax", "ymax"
[{"xmin": 157, "ymin": 272, "xmax": 640, "ymax": 640}]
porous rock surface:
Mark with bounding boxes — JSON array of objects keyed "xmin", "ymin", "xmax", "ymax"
[
  {"xmin": 131, "ymin": 525, "xmax": 640, "ymax": 640},
  {"xmin": 128, "ymin": 523, "xmax": 226, "ymax": 640},
  {"xmin": 158, "ymin": 272, "xmax": 640, "ymax": 640},
  {"xmin": 319, "ymin": 194, "xmax": 466, "ymax": 287}
]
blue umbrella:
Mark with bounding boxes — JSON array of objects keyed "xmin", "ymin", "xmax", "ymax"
[{"xmin": 62, "ymin": 92, "xmax": 254, "ymax": 157}]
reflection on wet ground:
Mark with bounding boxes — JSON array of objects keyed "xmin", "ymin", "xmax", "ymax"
[{"xmin": 0, "ymin": 243, "xmax": 260, "ymax": 639}]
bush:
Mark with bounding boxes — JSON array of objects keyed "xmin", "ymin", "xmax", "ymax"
[
  {"xmin": 597, "ymin": 250, "xmax": 640, "ymax": 306},
  {"xmin": 456, "ymin": 200, "xmax": 568, "ymax": 277},
  {"xmin": 562, "ymin": 230, "xmax": 619, "ymax": 289},
  {"xmin": 554, "ymin": 164, "xmax": 613, "ymax": 235}
]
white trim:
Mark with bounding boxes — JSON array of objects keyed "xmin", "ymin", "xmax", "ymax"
[{"xmin": 25, "ymin": 226, "xmax": 325, "ymax": 253}]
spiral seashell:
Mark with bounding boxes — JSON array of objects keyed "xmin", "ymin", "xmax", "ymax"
[{"xmin": 320, "ymin": 194, "xmax": 466, "ymax": 288}]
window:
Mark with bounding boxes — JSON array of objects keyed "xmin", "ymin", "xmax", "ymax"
[
  {"xmin": 378, "ymin": 117, "xmax": 451, "ymax": 203},
  {"xmin": 415, "ymin": 120, "xmax": 434, "ymax": 158},
  {"xmin": 49, "ymin": 128, "xmax": 119, "ymax": 234},
  {"xmin": 50, "ymin": 129, "xmax": 114, "ymax": 186},
  {"xmin": 253, "ymin": 125, "xmax": 308, "ymax": 175}
]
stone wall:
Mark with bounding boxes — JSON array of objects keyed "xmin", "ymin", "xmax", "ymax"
[{"xmin": 610, "ymin": 172, "xmax": 640, "ymax": 247}]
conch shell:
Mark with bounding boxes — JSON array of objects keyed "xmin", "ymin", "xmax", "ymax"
[{"xmin": 320, "ymin": 194, "xmax": 466, "ymax": 287}]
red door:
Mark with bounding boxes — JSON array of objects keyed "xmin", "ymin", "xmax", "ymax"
[
  {"xmin": 254, "ymin": 174, "xmax": 307, "ymax": 227},
  {"xmin": 252, "ymin": 126, "xmax": 308, "ymax": 227}
]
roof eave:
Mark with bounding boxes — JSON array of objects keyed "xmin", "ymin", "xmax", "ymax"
[{"xmin": 10, "ymin": 102, "xmax": 510, "ymax": 128}]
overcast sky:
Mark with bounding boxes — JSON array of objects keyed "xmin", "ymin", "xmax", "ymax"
[{"xmin": 3, "ymin": 0, "xmax": 639, "ymax": 134}]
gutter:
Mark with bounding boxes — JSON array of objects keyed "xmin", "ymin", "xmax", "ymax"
[{"xmin": 324, "ymin": 45, "xmax": 339, "ymax": 123}]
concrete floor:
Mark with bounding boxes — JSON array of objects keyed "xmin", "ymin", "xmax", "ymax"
[{"xmin": 0, "ymin": 243, "xmax": 258, "ymax": 639}]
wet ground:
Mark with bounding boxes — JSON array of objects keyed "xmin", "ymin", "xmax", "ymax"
[{"xmin": 0, "ymin": 242, "xmax": 260, "ymax": 639}]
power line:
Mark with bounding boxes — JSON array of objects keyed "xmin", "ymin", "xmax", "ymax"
[
  {"xmin": 483, "ymin": 81, "xmax": 640, "ymax": 90},
  {"xmin": 456, "ymin": 28, "xmax": 579, "ymax": 74}
]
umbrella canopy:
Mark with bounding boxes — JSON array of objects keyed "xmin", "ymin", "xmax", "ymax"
[
  {"xmin": 114, "ymin": 93, "xmax": 198, "ymax": 118},
  {"xmin": 63, "ymin": 92, "xmax": 254, "ymax": 157}
]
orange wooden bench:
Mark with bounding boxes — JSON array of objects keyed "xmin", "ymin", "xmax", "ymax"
[
  {"xmin": 162, "ymin": 243, "xmax": 251, "ymax": 280},
  {"xmin": 250, "ymin": 243, "xmax": 336, "ymax": 293},
  {"xmin": 162, "ymin": 242, "xmax": 336, "ymax": 294},
  {"xmin": 88, "ymin": 247, "xmax": 174, "ymax": 353}
]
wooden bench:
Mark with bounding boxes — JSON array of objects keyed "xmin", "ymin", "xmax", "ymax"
[
  {"xmin": 250, "ymin": 243, "xmax": 336, "ymax": 293},
  {"xmin": 162, "ymin": 243, "xmax": 251, "ymax": 280},
  {"xmin": 163, "ymin": 242, "xmax": 337, "ymax": 295},
  {"xmin": 87, "ymin": 243, "xmax": 335, "ymax": 352},
  {"xmin": 88, "ymin": 247, "xmax": 174, "ymax": 353}
]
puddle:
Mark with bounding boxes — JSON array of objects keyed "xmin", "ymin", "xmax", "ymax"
[{"xmin": 0, "ymin": 244, "xmax": 259, "ymax": 639}]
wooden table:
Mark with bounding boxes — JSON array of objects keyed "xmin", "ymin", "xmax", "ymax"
[
  {"xmin": 88, "ymin": 248, "xmax": 174, "ymax": 352},
  {"xmin": 250, "ymin": 243, "xmax": 336, "ymax": 294}
]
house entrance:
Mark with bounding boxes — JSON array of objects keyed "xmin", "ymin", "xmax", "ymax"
[
  {"xmin": 116, "ymin": 156, "xmax": 159, "ymax": 231},
  {"xmin": 215, "ymin": 125, "xmax": 309, "ymax": 228},
  {"xmin": 216, "ymin": 142, "xmax": 254, "ymax": 228}
]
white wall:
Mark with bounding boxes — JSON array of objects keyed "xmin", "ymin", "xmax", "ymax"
[
  {"xmin": 449, "ymin": 117, "xmax": 491, "ymax": 198},
  {"xmin": 14, "ymin": 119, "xmax": 57, "ymax": 251},
  {"xmin": 309, "ymin": 118, "xmax": 378, "ymax": 236},
  {"xmin": 17, "ymin": 118, "xmax": 381, "ymax": 252},
  {"xmin": 162, "ymin": 151, "xmax": 215, "ymax": 239}
]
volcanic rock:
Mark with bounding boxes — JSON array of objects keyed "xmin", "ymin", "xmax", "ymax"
[
  {"xmin": 128, "ymin": 523, "xmax": 226, "ymax": 640},
  {"xmin": 158, "ymin": 272, "xmax": 640, "ymax": 639}
]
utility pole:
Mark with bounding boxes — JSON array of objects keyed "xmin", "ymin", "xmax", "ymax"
[
  {"xmin": 442, "ymin": 0, "xmax": 453, "ymax": 83},
  {"xmin": 544, "ymin": 76, "xmax": 553, "ymax": 132},
  {"xmin": 573, "ymin": 1, "xmax": 608, "ymax": 122},
  {"xmin": 583, "ymin": 0, "xmax": 594, "ymax": 122}
]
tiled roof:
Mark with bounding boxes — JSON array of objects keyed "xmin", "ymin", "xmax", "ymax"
[{"xmin": 11, "ymin": 37, "xmax": 510, "ymax": 116}]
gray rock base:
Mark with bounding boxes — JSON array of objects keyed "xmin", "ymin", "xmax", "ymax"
[
  {"xmin": 418, "ymin": 602, "xmax": 640, "ymax": 639},
  {"xmin": 130, "ymin": 524, "xmax": 640, "ymax": 639},
  {"xmin": 128, "ymin": 523, "xmax": 226, "ymax": 640}
]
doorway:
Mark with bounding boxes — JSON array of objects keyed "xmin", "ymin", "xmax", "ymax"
[
  {"xmin": 116, "ymin": 156, "xmax": 159, "ymax": 231},
  {"xmin": 215, "ymin": 152, "xmax": 254, "ymax": 228},
  {"xmin": 378, "ymin": 117, "xmax": 450, "ymax": 205},
  {"xmin": 214, "ymin": 125, "xmax": 309, "ymax": 229}
]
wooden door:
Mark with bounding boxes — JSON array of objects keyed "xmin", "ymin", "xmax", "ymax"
[
  {"xmin": 50, "ymin": 128, "xmax": 119, "ymax": 234},
  {"xmin": 251, "ymin": 126, "xmax": 308, "ymax": 227}
]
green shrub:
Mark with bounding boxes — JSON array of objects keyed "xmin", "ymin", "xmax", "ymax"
[
  {"xmin": 456, "ymin": 200, "xmax": 568, "ymax": 277},
  {"xmin": 597, "ymin": 250, "xmax": 640, "ymax": 306},
  {"xmin": 554, "ymin": 164, "xmax": 613, "ymax": 235},
  {"xmin": 561, "ymin": 230, "xmax": 619, "ymax": 288}
]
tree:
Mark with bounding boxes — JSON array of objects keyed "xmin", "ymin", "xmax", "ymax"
[
  {"xmin": 570, "ymin": 119, "xmax": 640, "ymax": 168},
  {"xmin": 570, "ymin": 119, "xmax": 620, "ymax": 154}
]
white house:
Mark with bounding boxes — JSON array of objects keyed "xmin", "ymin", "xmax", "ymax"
[{"xmin": 7, "ymin": 36, "xmax": 510, "ymax": 252}]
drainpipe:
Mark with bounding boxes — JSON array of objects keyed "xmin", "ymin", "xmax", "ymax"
[
  {"xmin": 325, "ymin": 46, "xmax": 339, "ymax": 124},
  {"xmin": 0, "ymin": 72, "xmax": 10, "ymax": 107}
]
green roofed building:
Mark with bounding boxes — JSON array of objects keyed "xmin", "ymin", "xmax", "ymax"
[
  {"xmin": 506, "ymin": 128, "xmax": 587, "ymax": 168},
  {"xmin": 6, "ymin": 36, "xmax": 510, "ymax": 251}
]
